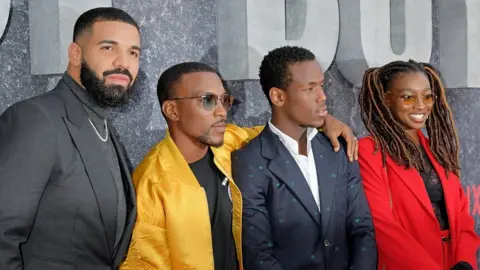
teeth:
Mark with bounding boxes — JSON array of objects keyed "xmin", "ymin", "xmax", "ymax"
[{"xmin": 410, "ymin": 114, "xmax": 424, "ymax": 120}]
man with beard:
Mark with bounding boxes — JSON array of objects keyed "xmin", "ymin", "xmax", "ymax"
[
  {"xmin": 120, "ymin": 62, "xmax": 359, "ymax": 270},
  {"xmin": 0, "ymin": 7, "xmax": 139, "ymax": 269}
]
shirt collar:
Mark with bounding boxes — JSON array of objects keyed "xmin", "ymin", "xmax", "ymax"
[{"xmin": 268, "ymin": 120, "xmax": 318, "ymax": 155}]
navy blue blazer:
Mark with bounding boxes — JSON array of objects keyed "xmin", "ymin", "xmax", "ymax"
[{"xmin": 232, "ymin": 126, "xmax": 377, "ymax": 270}]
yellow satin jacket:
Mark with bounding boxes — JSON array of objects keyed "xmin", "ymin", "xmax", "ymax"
[{"xmin": 120, "ymin": 124, "xmax": 263, "ymax": 270}]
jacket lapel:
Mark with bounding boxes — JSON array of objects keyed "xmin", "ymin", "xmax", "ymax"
[
  {"xmin": 385, "ymin": 132, "xmax": 437, "ymax": 222},
  {"xmin": 58, "ymin": 85, "xmax": 117, "ymax": 254},
  {"xmin": 110, "ymin": 128, "xmax": 136, "ymax": 216},
  {"xmin": 261, "ymin": 128, "xmax": 321, "ymax": 226},
  {"xmin": 311, "ymin": 137, "xmax": 336, "ymax": 233},
  {"xmin": 110, "ymin": 129, "xmax": 137, "ymax": 264}
]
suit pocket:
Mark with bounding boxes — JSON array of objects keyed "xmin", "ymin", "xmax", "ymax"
[{"xmin": 25, "ymin": 256, "xmax": 75, "ymax": 270}]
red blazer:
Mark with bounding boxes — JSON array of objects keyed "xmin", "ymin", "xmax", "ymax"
[{"xmin": 358, "ymin": 132, "xmax": 480, "ymax": 270}]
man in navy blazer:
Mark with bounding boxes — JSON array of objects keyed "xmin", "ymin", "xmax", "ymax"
[{"xmin": 232, "ymin": 46, "xmax": 377, "ymax": 270}]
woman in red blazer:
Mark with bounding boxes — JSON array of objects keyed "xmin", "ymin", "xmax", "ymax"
[{"xmin": 357, "ymin": 60, "xmax": 480, "ymax": 270}]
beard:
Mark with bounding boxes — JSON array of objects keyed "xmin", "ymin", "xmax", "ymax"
[
  {"xmin": 80, "ymin": 60, "xmax": 134, "ymax": 108},
  {"xmin": 197, "ymin": 132, "xmax": 224, "ymax": 147},
  {"xmin": 195, "ymin": 119, "xmax": 227, "ymax": 147}
]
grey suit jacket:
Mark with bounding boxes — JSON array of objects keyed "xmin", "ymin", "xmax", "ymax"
[{"xmin": 0, "ymin": 76, "xmax": 136, "ymax": 270}]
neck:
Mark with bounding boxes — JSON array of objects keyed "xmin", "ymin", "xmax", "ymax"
[
  {"xmin": 169, "ymin": 126, "xmax": 209, "ymax": 163},
  {"xmin": 405, "ymin": 128, "xmax": 420, "ymax": 146},
  {"xmin": 271, "ymin": 112, "xmax": 308, "ymax": 155}
]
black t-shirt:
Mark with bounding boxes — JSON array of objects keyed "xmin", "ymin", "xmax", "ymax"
[
  {"xmin": 419, "ymin": 147, "xmax": 449, "ymax": 230},
  {"xmin": 189, "ymin": 150, "xmax": 238, "ymax": 270}
]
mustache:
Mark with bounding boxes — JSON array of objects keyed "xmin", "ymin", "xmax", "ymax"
[
  {"xmin": 212, "ymin": 119, "xmax": 227, "ymax": 126},
  {"xmin": 103, "ymin": 68, "xmax": 133, "ymax": 82}
]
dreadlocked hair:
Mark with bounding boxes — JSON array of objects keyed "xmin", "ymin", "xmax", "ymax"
[{"xmin": 358, "ymin": 59, "xmax": 460, "ymax": 176}]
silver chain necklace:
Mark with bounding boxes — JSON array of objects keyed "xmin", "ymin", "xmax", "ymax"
[{"xmin": 88, "ymin": 118, "xmax": 108, "ymax": 142}]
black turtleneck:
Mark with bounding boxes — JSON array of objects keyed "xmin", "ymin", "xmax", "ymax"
[{"xmin": 63, "ymin": 73, "xmax": 127, "ymax": 249}]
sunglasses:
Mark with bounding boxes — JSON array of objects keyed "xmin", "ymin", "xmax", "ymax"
[
  {"xmin": 386, "ymin": 92, "xmax": 435, "ymax": 106},
  {"xmin": 170, "ymin": 93, "xmax": 234, "ymax": 111}
]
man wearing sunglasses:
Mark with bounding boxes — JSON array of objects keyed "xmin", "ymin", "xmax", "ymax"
[{"xmin": 120, "ymin": 62, "xmax": 359, "ymax": 270}]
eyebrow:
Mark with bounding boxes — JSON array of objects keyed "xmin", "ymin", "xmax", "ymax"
[
  {"xmin": 97, "ymin": 40, "xmax": 142, "ymax": 52},
  {"xmin": 400, "ymin": 87, "xmax": 432, "ymax": 92},
  {"xmin": 97, "ymin": 39, "xmax": 117, "ymax": 46},
  {"xmin": 308, "ymin": 79, "xmax": 324, "ymax": 86},
  {"xmin": 191, "ymin": 90, "xmax": 228, "ymax": 95}
]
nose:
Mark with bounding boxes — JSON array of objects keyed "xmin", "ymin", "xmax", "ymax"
[
  {"xmin": 413, "ymin": 96, "xmax": 426, "ymax": 109},
  {"xmin": 112, "ymin": 52, "xmax": 130, "ymax": 70},
  {"xmin": 213, "ymin": 100, "xmax": 227, "ymax": 117},
  {"xmin": 316, "ymin": 87, "xmax": 327, "ymax": 102}
]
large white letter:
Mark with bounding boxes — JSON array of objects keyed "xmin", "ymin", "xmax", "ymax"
[
  {"xmin": 28, "ymin": 0, "xmax": 112, "ymax": 75},
  {"xmin": 438, "ymin": 0, "xmax": 480, "ymax": 88},
  {"xmin": 336, "ymin": 0, "xmax": 432, "ymax": 87},
  {"xmin": 218, "ymin": 0, "xmax": 339, "ymax": 80},
  {"xmin": 0, "ymin": 0, "xmax": 10, "ymax": 40}
]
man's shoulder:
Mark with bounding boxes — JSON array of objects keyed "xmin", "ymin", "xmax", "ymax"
[
  {"xmin": 132, "ymin": 138, "xmax": 176, "ymax": 185},
  {"xmin": 3, "ymin": 88, "xmax": 64, "ymax": 117},
  {"xmin": 313, "ymin": 131, "xmax": 347, "ymax": 154},
  {"xmin": 313, "ymin": 131, "xmax": 353, "ymax": 171},
  {"xmin": 0, "ymin": 90, "xmax": 66, "ymax": 134},
  {"xmin": 314, "ymin": 130, "xmax": 348, "ymax": 148},
  {"xmin": 135, "ymin": 138, "xmax": 171, "ymax": 171}
]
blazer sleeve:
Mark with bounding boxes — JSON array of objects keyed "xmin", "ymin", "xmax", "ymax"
[
  {"xmin": 0, "ymin": 101, "xmax": 57, "ymax": 270},
  {"xmin": 345, "ymin": 159, "xmax": 377, "ymax": 270},
  {"xmin": 120, "ymin": 172, "xmax": 172, "ymax": 270},
  {"xmin": 231, "ymin": 151, "xmax": 285, "ymax": 270},
  {"xmin": 358, "ymin": 138, "xmax": 442, "ymax": 270},
  {"xmin": 455, "ymin": 180, "xmax": 480, "ymax": 269}
]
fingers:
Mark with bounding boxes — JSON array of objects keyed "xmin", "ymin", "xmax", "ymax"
[
  {"xmin": 321, "ymin": 115, "xmax": 358, "ymax": 161},
  {"xmin": 345, "ymin": 133, "xmax": 355, "ymax": 162},
  {"xmin": 326, "ymin": 132, "xmax": 341, "ymax": 152},
  {"xmin": 348, "ymin": 135, "xmax": 359, "ymax": 162},
  {"xmin": 336, "ymin": 124, "xmax": 355, "ymax": 162}
]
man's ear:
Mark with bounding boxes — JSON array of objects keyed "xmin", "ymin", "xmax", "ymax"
[
  {"xmin": 68, "ymin": 42, "xmax": 82, "ymax": 67},
  {"xmin": 162, "ymin": 101, "xmax": 179, "ymax": 121},
  {"xmin": 269, "ymin": 87, "xmax": 285, "ymax": 107}
]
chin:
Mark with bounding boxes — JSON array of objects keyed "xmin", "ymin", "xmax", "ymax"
[
  {"xmin": 106, "ymin": 83, "xmax": 129, "ymax": 91},
  {"xmin": 209, "ymin": 140, "xmax": 224, "ymax": 148},
  {"xmin": 311, "ymin": 118, "xmax": 325, "ymax": 128},
  {"xmin": 404, "ymin": 121, "xmax": 426, "ymax": 130}
]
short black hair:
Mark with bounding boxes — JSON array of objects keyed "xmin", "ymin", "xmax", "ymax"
[
  {"xmin": 157, "ymin": 62, "xmax": 225, "ymax": 108},
  {"xmin": 73, "ymin": 7, "xmax": 139, "ymax": 41},
  {"xmin": 259, "ymin": 46, "xmax": 316, "ymax": 105}
]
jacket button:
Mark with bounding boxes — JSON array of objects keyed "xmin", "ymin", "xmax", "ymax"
[{"xmin": 324, "ymin": 240, "xmax": 330, "ymax": 247}]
